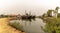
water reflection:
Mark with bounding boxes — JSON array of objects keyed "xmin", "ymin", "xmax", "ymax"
[{"xmin": 10, "ymin": 18, "xmax": 45, "ymax": 33}]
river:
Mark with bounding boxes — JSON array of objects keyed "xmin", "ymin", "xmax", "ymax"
[{"xmin": 10, "ymin": 18, "xmax": 45, "ymax": 33}]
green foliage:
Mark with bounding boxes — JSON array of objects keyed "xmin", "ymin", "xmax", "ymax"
[
  {"xmin": 47, "ymin": 10, "xmax": 52, "ymax": 15},
  {"xmin": 47, "ymin": 10, "xmax": 54, "ymax": 17},
  {"xmin": 42, "ymin": 17, "xmax": 60, "ymax": 33},
  {"xmin": 55, "ymin": 7, "xmax": 59, "ymax": 11},
  {"xmin": 9, "ymin": 21, "xmax": 24, "ymax": 32},
  {"xmin": 57, "ymin": 13, "xmax": 60, "ymax": 17},
  {"xmin": 42, "ymin": 13, "xmax": 47, "ymax": 17},
  {"xmin": 41, "ymin": 7, "xmax": 60, "ymax": 33}
]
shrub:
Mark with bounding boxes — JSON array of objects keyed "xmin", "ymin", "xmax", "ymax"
[
  {"xmin": 9, "ymin": 21, "xmax": 24, "ymax": 32},
  {"xmin": 42, "ymin": 17, "xmax": 60, "ymax": 33}
]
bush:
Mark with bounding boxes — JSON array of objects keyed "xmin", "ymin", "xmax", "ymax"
[
  {"xmin": 42, "ymin": 17, "xmax": 60, "ymax": 33},
  {"xmin": 9, "ymin": 21, "xmax": 24, "ymax": 32}
]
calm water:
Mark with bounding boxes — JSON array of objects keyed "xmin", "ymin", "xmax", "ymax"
[{"xmin": 10, "ymin": 18, "xmax": 45, "ymax": 33}]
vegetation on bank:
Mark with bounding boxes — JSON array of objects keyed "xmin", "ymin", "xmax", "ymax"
[
  {"xmin": 0, "ymin": 18, "xmax": 25, "ymax": 33},
  {"xmin": 41, "ymin": 7, "xmax": 60, "ymax": 33},
  {"xmin": 42, "ymin": 17, "xmax": 60, "ymax": 33},
  {"xmin": 9, "ymin": 21, "xmax": 24, "ymax": 32}
]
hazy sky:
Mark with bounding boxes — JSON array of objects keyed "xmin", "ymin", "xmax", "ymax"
[{"xmin": 0, "ymin": 0, "xmax": 60, "ymax": 16}]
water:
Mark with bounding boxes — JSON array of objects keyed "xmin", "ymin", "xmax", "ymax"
[{"xmin": 10, "ymin": 18, "xmax": 45, "ymax": 33}]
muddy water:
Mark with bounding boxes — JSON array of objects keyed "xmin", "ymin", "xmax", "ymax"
[{"xmin": 10, "ymin": 18, "xmax": 45, "ymax": 33}]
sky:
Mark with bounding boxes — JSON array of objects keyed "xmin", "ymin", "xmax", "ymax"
[{"xmin": 0, "ymin": 0, "xmax": 60, "ymax": 16}]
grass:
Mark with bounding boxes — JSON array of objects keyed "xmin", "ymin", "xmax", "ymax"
[
  {"xmin": 42, "ymin": 17, "xmax": 60, "ymax": 33},
  {"xmin": 9, "ymin": 21, "xmax": 24, "ymax": 32}
]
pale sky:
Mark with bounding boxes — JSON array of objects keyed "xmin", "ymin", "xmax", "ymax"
[{"xmin": 0, "ymin": 0, "xmax": 60, "ymax": 16}]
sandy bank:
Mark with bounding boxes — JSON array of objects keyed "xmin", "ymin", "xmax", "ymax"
[{"xmin": 0, "ymin": 18, "xmax": 25, "ymax": 33}]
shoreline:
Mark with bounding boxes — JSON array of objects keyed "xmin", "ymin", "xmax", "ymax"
[{"xmin": 0, "ymin": 18, "xmax": 25, "ymax": 33}]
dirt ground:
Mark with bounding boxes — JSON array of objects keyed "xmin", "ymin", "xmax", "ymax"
[{"xmin": 0, "ymin": 18, "xmax": 25, "ymax": 33}]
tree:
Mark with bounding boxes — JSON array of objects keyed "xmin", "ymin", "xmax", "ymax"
[
  {"xmin": 47, "ymin": 10, "xmax": 54, "ymax": 17},
  {"xmin": 55, "ymin": 7, "xmax": 59, "ymax": 11},
  {"xmin": 54, "ymin": 7, "xmax": 60, "ymax": 18},
  {"xmin": 41, "ymin": 7, "xmax": 60, "ymax": 33}
]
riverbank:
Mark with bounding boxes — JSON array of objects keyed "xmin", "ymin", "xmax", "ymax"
[
  {"xmin": 0, "ymin": 18, "xmax": 25, "ymax": 33},
  {"xmin": 41, "ymin": 16, "xmax": 60, "ymax": 33}
]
